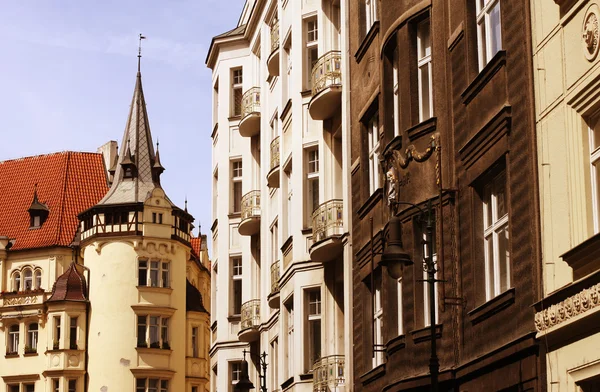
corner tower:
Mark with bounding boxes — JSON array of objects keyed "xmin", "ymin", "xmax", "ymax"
[{"xmin": 78, "ymin": 66, "xmax": 194, "ymax": 391}]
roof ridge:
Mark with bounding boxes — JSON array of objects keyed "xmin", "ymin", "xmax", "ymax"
[{"xmin": 0, "ymin": 151, "xmax": 101, "ymax": 165}]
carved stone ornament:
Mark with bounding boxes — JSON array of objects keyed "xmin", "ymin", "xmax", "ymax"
[
  {"xmin": 583, "ymin": 4, "xmax": 600, "ymax": 62},
  {"xmin": 534, "ymin": 282, "xmax": 600, "ymax": 331}
]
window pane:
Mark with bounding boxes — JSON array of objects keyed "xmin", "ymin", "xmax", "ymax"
[
  {"xmin": 139, "ymin": 261, "xmax": 148, "ymax": 286},
  {"xmin": 419, "ymin": 63, "xmax": 431, "ymax": 121},
  {"xmin": 486, "ymin": 236, "xmax": 495, "ymax": 297},
  {"xmin": 418, "ymin": 19, "xmax": 431, "ymax": 59},
  {"xmin": 495, "ymin": 172, "xmax": 507, "ymax": 219},
  {"xmin": 9, "ymin": 385, "xmax": 19, "ymax": 392},
  {"xmin": 162, "ymin": 263, "xmax": 169, "ymax": 288},
  {"xmin": 160, "ymin": 380, "xmax": 168, "ymax": 392},
  {"xmin": 149, "ymin": 379, "xmax": 158, "ymax": 392},
  {"xmin": 35, "ymin": 270, "xmax": 42, "ymax": 289},
  {"xmin": 478, "ymin": 23, "xmax": 487, "ymax": 67},
  {"xmin": 309, "ymin": 319, "xmax": 322, "ymax": 367},
  {"xmin": 490, "ymin": 2, "xmax": 502, "ymax": 57},
  {"xmin": 233, "ymin": 182, "xmax": 242, "ymax": 212},
  {"xmin": 150, "ymin": 262, "xmax": 159, "ymax": 287},
  {"xmin": 498, "ymin": 225, "xmax": 510, "ymax": 293},
  {"xmin": 26, "ymin": 385, "xmax": 35, "ymax": 392},
  {"xmin": 136, "ymin": 378, "xmax": 146, "ymax": 392}
]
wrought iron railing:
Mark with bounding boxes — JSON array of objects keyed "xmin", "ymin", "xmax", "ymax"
[
  {"xmin": 311, "ymin": 199, "xmax": 344, "ymax": 244},
  {"xmin": 270, "ymin": 261, "xmax": 280, "ymax": 294},
  {"xmin": 270, "ymin": 136, "xmax": 280, "ymax": 170},
  {"xmin": 241, "ymin": 87, "xmax": 261, "ymax": 119},
  {"xmin": 240, "ymin": 299, "xmax": 260, "ymax": 331},
  {"xmin": 312, "ymin": 355, "xmax": 345, "ymax": 392},
  {"xmin": 270, "ymin": 20, "xmax": 280, "ymax": 53},
  {"xmin": 311, "ymin": 51, "xmax": 342, "ymax": 96},
  {"xmin": 241, "ymin": 191, "xmax": 261, "ymax": 222}
]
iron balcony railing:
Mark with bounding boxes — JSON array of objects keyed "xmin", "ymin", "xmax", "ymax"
[
  {"xmin": 241, "ymin": 87, "xmax": 261, "ymax": 119},
  {"xmin": 313, "ymin": 355, "xmax": 345, "ymax": 392},
  {"xmin": 240, "ymin": 299, "xmax": 260, "ymax": 331},
  {"xmin": 270, "ymin": 136, "xmax": 280, "ymax": 170},
  {"xmin": 311, "ymin": 50, "xmax": 342, "ymax": 97},
  {"xmin": 270, "ymin": 261, "xmax": 280, "ymax": 294},
  {"xmin": 241, "ymin": 190, "xmax": 261, "ymax": 222},
  {"xmin": 311, "ymin": 199, "xmax": 344, "ymax": 244},
  {"xmin": 270, "ymin": 20, "xmax": 280, "ymax": 53}
]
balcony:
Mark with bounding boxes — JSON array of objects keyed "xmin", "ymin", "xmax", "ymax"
[
  {"xmin": 309, "ymin": 199, "xmax": 344, "ymax": 262},
  {"xmin": 239, "ymin": 87, "xmax": 261, "ymax": 138},
  {"xmin": 308, "ymin": 51, "xmax": 342, "ymax": 121},
  {"xmin": 267, "ymin": 20, "xmax": 280, "ymax": 77},
  {"xmin": 267, "ymin": 136, "xmax": 280, "ymax": 188},
  {"xmin": 238, "ymin": 191, "xmax": 261, "ymax": 236},
  {"xmin": 313, "ymin": 355, "xmax": 345, "ymax": 392},
  {"xmin": 268, "ymin": 261, "xmax": 280, "ymax": 309},
  {"xmin": 238, "ymin": 299, "xmax": 260, "ymax": 342}
]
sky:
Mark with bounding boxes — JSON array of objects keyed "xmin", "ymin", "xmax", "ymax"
[{"xmin": 0, "ymin": 0, "xmax": 244, "ymax": 253}]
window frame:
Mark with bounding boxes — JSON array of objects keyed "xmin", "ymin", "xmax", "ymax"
[
  {"xmin": 305, "ymin": 288, "xmax": 322, "ymax": 372},
  {"xmin": 367, "ymin": 113, "xmax": 380, "ymax": 194},
  {"xmin": 231, "ymin": 160, "xmax": 243, "ymax": 213},
  {"xmin": 27, "ymin": 322, "xmax": 38, "ymax": 352},
  {"xmin": 417, "ymin": 18, "xmax": 433, "ymax": 122},
  {"xmin": 475, "ymin": 0, "xmax": 502, "ymax": 70},
  {"xmin": 138, "ymin": 259, "xmax": 170, "ymax": 288},
  {"xmin": 136, "ymin": 378, "xmax": 169, "ymax": 392},
  {"xmin": 136, "ymin": 315, "xmax": 170, "ymax": 349},
  {"xmin": 304, "ymin": 16, "xmax": 319, "ymax": 89},
  {"xmin": 8, "ymin": 324, "xmax": 19, "ymax": 354},
  {"xmin": 372, "ymin": 270, "xmax": 384, "ymax": 367},
  {"xmin": 230, "ymin": 257, "xmax": 243, "ymax": 316},
  {"xmin": 305, "ymin": 147, "xmax": 320, "ymax": 226},
  {"xmin": 231, "ymin": 68, "xmax": 243, "ymax": 117},
  {"xmin": 365, "ymin": 0, "xmax": 378, "ymax": 33}
]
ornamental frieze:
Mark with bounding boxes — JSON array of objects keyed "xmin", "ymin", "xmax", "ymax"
[{"xmin": 534, "ymin": 282, "xmax": 600, "ymax": 331}]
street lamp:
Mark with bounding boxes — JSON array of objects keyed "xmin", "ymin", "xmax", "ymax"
[
  {"xmin": 233, "ymin": 350, "xmax": 268, "ymax": 392},
  {"xmin": 380, "ymin": 199, "xmax": 439, "ymax": 392}
]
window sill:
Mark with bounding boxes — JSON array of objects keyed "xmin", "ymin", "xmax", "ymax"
[
  {"xmin": 357, "ymin": 188, "xmax": 383, "ymax": 219},
  {"xmin": 24, "ymin": 352, "xmax": 39, "ymax": 357},
  {"xmin": 410, "ymin": 323, "xmax": 443, "ymax": 344},
  {"xmin": 227, "ymin": 315, "xmax": 241, "ymax": 323},
  {"xmin": 385, "ymin": 334, "xmax": 406, "ymax": 356},
  {"xmin": 301, "ymin": 89, "xmax": 312, "ymax": 98},
  {"xmin": 461, "ymin": 50, "xmax": 506, "ymax": 105},
  {"xmin": 468, "ymin": 287, "xmax": 515, "ymax": 325},
  {"xmin": 360, "ymin": 363, "xmax": 386, "ymax": 385},
  {"xmin": 136, "ymin": 347, "xmax": 172, "ymax": 356},
  {"xmin": 299, "ymin": 373, "xmax": 313, "ymax": 381},
  {"xmin": 228, "ymin": 212, "xmax": 241, "ymax": 219},
  {"xmin": 5, "ymin": 353, "xmax": 18, "ymax": 358},
  {"xmin": 228, "ymin": 115, "xmax": 241, "ymax": 122},
  {"xmin": 281, "ymin": 376, "xmax": 294, "ymax": 390},
  {"xmin": 280, "ymin": 99, "xmax": 293, "ymax": 120},
  {"xmin": 407, "ymin": 116, "xmax": 437, "ymax": 142},
  {"xmin": 136, "ymin": 286, "xmax": 173, "ymax": 294},
  {"xmin": 355, "ymin": 21, "xmax": 380, "ymax": 63}
]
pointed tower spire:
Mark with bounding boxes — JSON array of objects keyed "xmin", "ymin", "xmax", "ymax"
[
  {"xmin": 152, "ymin": 139, "xmax": 165, "ymax": 182},
  {"xmin": 138, "ymin": 33, "xmax": 146, "ymax": 73}
]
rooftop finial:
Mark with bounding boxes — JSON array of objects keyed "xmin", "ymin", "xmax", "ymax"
[
  {"xmin": 156, "ymin": 138, "xmax": 159, "ymax": 151},
  {"xmin": 185, "ymin": 196, "xmax": 188, "ymax": 213},
  {"xmin": 138, "ymin": 33, "xmax": 146, "ymax": 73}
]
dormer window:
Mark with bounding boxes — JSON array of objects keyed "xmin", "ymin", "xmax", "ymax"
[{"xmin": 28, "ymin": 185, "xmax": 49, "ymax": 229}]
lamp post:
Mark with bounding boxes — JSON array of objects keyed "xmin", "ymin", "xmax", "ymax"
[
  {"xmin": 380, "ymin": 199, "xmax": 439, "ymax": 392},
  {"xmin": 233, "ymin": 350, "xmax": 268, "ymax": 392}
]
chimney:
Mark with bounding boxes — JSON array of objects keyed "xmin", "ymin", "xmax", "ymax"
[{"xmin": 97, "ymin": 141, "xmax": 118, "ymax": 184}]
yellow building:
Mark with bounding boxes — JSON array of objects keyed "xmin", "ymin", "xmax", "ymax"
[
  {"xmin": 0, "ymin": 65, "xmax": 211, "ymax": 392},
  {"xmin": 532, "ymin": 0, "xmax": 600, "ymax": 389}
]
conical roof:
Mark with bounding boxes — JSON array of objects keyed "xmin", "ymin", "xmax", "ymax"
[
  {"xmin": 46, "ymin": 262, "xmax": 87, "ymax": 302},
  {"xmin": 97, "ymin": 70, "xmax": 170, "ymax": 205}
]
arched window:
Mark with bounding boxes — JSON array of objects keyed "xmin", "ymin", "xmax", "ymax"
[
  {"xmin": 8, "ymin": 324, "xmax": 19, "ymax": 354},
  {"xmin": 34, "ymin": 270, "xmax": 42, "ymax": 289},
  {"xmin": 23, "ymin": 269, "xmax": 33, "ymax": 291},
  {"xmin": 12, "ymin": 272, "xmax": 21, "ymax": 292}
]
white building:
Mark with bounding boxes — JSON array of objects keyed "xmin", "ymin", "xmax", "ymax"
[{"xmin": 206, "ymin": 0, "xmax": 352, "ymax": 391}]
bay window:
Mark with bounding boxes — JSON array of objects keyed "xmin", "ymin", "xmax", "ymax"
[
  {"xmin": 137, "ymin": 315, "xmax": 170, "ymax": 349},
  {"xmin": 138, "ymin": 259, "xmax": 170, "ymax": 288}
]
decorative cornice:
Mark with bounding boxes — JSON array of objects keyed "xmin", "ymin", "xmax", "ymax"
[{"xmin": 535, "ymin": 282, "xmax": 600, "ymax": 332}]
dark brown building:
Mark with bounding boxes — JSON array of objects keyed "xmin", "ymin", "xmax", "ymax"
[{"xmin": 349, "ymin": 0, "xmax": 544, "ymax": 390}]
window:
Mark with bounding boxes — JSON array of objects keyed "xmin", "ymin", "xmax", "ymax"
[
  {"xmin": 367, "ymin": 114, "xmax": 380, "ymax": 194},
  {"xmin": 68, "ymin": 379, "xmax": 77, "ymax": 392},
  {"xmin": 421, "ymin": 218, "xmax": 439, "ymax": 327},
  {"xmin": 372, "ymin": 271, "xmax": 383, "ymax": 367},
  {"xmin": 305, "ymin": 288, "xmax": 321, "ymax": 371},
  {"xmin": 393, "ymin": 48, "xmax": 400, "ymax": 137},
  {"xmin": 34, "ymin": 270, "xmax": 42, "ymax": 289},
  {"xmin": 305, "ymin": 148, "xmax": 319, "ymax": 226},
  {"xmin": 590, "ymin": 117, "xmax": 600, "ymax": 233},
  {"xmin": 23, "ymin": 269, "xmax": 33, "ymax": 291},
  {"xmin": 476, "ymin": 0, "xmax": 502, "ymax": 70},
  {"xmin": 27, "ymin": 323, "xmax": 38, "ymax": 352},
  {"xmin": 152, "ymin": 213, "xmax": 163, "ymax": 224},
  {"xmin": 25, "ymin": 385, "xmax": 35, "ymax": 392},
  {"xmin": 417, "ymin": 18, "xmax": 433, "ymax": 122},
  {"xmin": 137, "ymin": 315, "xmax": 170, "ymax": 349},
  {"xmin": 138, "ymin": 260, "xmax": 170, "ymax": 288},
  {"xmin": 53, "ymin": 379, "xmax": 60, "ymax": 392},
  {"xmin": 54, "ymin": 316, "xmax": 61, "ymax": 349},
  {"xmin": 305, "ymin": 17, "xmax": 319, "ymax": 89},
  {"xmin": 231, "ymin": 257, "xmax": 242, "ymax": 315},
  {"xmin": 231, "ymin": 68, "xmax": 243, "ymax": 116},
  {"xmin": 365, "ymin": 0, "xmax": 378, "ymax": 32},
  {"xmin": 483, "ymin": 170, "xmax": 509, "ymax": 300},
  {"xmin": 192, "ymin": 327, "xmax": 198, "ymax": 357},
  {"xmin": 136, "ymin": 378, "xmax": 168, "ymax": 392},
  {"xmin": 8, "ymin": 324, "xmax": 19, "ymax": 354},
  {"xmin": 192, "ymin": 388, "xmax": 198, "ymax": 392},
  {"xmin": 285, "ymin": 297, "xmax": 294, "ymax": 378},
  {"xmin": 232, "ymin": 160, "xmax": 243, "ymax": 213},
  {"xmin": 230, "ymin": 361, "xmax": 242, "ymax": 392},
  {"xmin": 70, "ymin": 317, "xmax": 78, "ymax": 349},
  {"xmin": 13, "ymin": 271, "xmax": 20, "ymax": 291},
  {"xmin": 8, "ymin": 385, "xmax": 19, "ymax": 392}
]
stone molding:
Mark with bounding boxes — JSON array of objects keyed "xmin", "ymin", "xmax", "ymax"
[{"xmin": 534, "ymin": 283, "xmax": 600, "ymax": 331}]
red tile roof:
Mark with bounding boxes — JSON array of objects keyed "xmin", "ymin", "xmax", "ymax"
[
  {"xmin": 190, "ymin": 236, "xmax": 201, "ymax": 258},
  {"xmin": 47, "ymin": 262, "xmax": 87, "ymax": 302},
  {"xmin": 0, "ymin": 152, "xmax": 109, "ymax": 250}
]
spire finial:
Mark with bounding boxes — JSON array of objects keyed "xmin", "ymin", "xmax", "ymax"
[
  {"xmin": 156, "ymin": 138, "xmax": 159, "ymax": 151},
  {"xmin": 185, "ymin": 196, "xmax": 188, "ymax": 213},
  {"xmin": 138, "ymin": 33, "xmax": 146, "ymax": 73}
]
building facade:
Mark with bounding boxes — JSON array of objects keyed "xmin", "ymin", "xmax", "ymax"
[
  {"xmin": 349, "ymin": 0, "xmax": 544, "ymax": 390},
  {"xmin": 0, "ymin": 66, "xmax": 211, "ymax": 392},
  {"xmin": 532, "ymin": 0, "xmax": 600, "ymax": 389},
  {"xmin": 206, "ymin": 0, "xmax": 352, "ymax": 391}
]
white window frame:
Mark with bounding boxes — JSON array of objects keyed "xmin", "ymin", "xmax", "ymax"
[
  {"xmin": 137, "ymin": 315, "xmax": 170, "ymax": 349},
  {"xmin": 365, "ymin": 0, "xmax": 378, "ymax": 32},
  {"xmin": 417, "ymin": 18, "xmax": 433, "ymax": 122},
  {"xmin": 483, "ymin": 170, "xmax": 510, "ymax": 300},
  {"xmin": 138, "ymin": 259, "xmax": 170, "ymax": 288},
  {"xmin": 367, "ymin": 114, "xmax": 380, "ymax": 194},
  {"xmin": 54, "ymin": 316, "xmax": 61, "ymax": 349},
  {"xmin": 422, "ymin": 228, "xmax": 439, "ymax": 327},
  {"xmin": 34, "ymin": 269, "xmax": 42, "ymax": 289},
  {"xmin": 372, "ymin": 271, "xmax": 384, "ymax": 367},
  {"xmin": 232, "ymin": 160, "xmax": 243, "ymax": 213},
  {"xmin": 306, "ymin": 148, "xmax": 320, "ymax": 226},
  {"xmin": 8, "ymin": 324, "xmax": 19, "ymax": 354},
  {"xmin": 231, "ymin": 68, "xmax": 243, "ymax": 116},
  {"xmin": 27, "ymin": 322, "xmax": 38, "ymax": 351},
  {"xmin": 589, "ymin": 118, "xmax": 600, "ymax": 234},
  {"xmin": 393, "ymin": 48, "xmax": 400, "ymax": 138},
  {"xmin": 231, "ymin": 257, "xmax": 243, "ymax": 316},
  {"xmin": 13, "ymin": 271, "xmax": 20, "ymax": 292},
  {"xmin": 136, "ymin": 378, "xmax": 169, "ymax": 392},
  {"xmin": 305, "ymin": 17, "xmax": 319, "ymax": 89},
  {"xmin": 23, "ymin": 268, "xmax": 33, "ymax": 291},
  {"xmin": 305, "ymin": 288, "xmax": 322, "ymax": 372},
  {"xmin": 476, "ymin": 0, "xmax": 502, "ymax": 70},
  {"xmin": 286, "ymin": 169, "xmax": 293, "ymax": 239}
]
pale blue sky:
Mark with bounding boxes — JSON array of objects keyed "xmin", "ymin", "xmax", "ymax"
[{"xmin": 0, "ymin": 1, "xmax": 243, "ymax": 250}]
